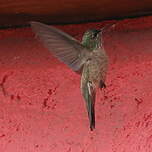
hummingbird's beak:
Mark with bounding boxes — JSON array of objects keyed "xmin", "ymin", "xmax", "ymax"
[{"xmin": 100, "ymin": 23, "xmax": 116, "ymax": 32}]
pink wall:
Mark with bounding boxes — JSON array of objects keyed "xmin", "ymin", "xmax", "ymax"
[{"xmin": 0, "ymin": 16, "xmax": 152, "ymax": 151}]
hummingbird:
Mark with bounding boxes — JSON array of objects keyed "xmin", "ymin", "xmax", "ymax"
[{"xmin": 30, "ymin": 21, "xmax": 110, "ymax": 131}]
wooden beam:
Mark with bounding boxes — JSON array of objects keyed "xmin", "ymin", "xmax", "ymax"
[{"xmin": 0, "ymin": 0, "xmax": 152, "ymax": 27}]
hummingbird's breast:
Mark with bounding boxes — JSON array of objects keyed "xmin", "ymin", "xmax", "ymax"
[{"xmin": 82, "ymin": 48, "xmax": 108, "ymax": 89}]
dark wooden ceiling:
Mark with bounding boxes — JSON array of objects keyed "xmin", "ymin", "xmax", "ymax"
[{"xmin": 0, "ymin": 0, "xmax": 152, "ymax": 27}]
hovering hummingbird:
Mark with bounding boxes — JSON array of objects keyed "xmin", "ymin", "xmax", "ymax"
[{"xmin": 30, "ymin": 21, "xmax": 111, "ymax": 131}]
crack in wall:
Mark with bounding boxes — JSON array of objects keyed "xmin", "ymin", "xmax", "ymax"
[
  {"xmin": 0, "ymin": 72, "xmax": 14, "ymax": 97},
  {"xmin": 0, "ymin": 74, "xmax": 9, "ymax": 96}
]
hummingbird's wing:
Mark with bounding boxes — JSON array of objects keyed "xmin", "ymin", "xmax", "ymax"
[{"xmin": 30, "ymin": 21, "xmax": 90, "ymax": 71}]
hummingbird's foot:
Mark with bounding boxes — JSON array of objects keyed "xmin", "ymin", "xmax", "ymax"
[
  {"xmin": 99, "ymin": 80, "xmax": 106, "ymax": 90},
  {"xmin": 99, "ymin": 80, "xmax": 107, "ymax": 99}
]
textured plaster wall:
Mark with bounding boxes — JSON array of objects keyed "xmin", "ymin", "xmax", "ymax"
[{"xmin": 0, "ymin": 16, "xmax": 152, "ymax": 152}]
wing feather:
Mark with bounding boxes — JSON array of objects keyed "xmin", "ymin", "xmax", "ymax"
[{"xmin": 30, "ymin": 21, "xmax": 90, "ymax": 71}]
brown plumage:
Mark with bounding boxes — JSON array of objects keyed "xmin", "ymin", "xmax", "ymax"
[{"xmin": 30, "ymin": 21, "xmax": 109, "ymax": 130}]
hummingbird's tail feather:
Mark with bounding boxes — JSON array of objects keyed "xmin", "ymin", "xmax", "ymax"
[
  {"xmin": 82, "ymin": 81, "xmax": 96, "ymax": 131},
  {"xmin": 88, "ymin": 97, "xmax": 95, "ymax": 131}
]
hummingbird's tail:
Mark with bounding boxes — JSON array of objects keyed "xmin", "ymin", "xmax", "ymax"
[{"xmin": 82, "ymin": 81, "xmax": 96, "ymax": 131}]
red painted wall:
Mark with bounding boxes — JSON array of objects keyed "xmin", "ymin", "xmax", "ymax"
[{"xmin": 0, "ymin": 16, "xmax": 152, "ymax": 151}]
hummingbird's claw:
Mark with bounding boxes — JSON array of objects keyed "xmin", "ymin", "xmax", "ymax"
[{"xmin": 99, "ymin": 80, "xmax": 106, "ymax": 90}]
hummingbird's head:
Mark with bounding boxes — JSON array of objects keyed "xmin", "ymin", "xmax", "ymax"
[{"xmin": 82, "ymin": 29, "xmax": 101, "ymax": 50}]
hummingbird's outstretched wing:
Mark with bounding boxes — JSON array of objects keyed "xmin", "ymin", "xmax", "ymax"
[{"xmin": 30, "ymin": 21, "xmax": 90, "ymax": 71}]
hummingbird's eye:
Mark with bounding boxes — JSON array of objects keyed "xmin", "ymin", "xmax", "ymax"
[
  {"xmin": 92, "ymin": 33, "xmax": 97, "ymax": 39},
  {"xmin": 94, "ymin": 33, "xmax": 98, "ymax": 37}
]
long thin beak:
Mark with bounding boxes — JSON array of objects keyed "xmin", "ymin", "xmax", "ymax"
[{"xmin": 100, "ymin": 23, "xmax": 116, "ymax": 32}]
